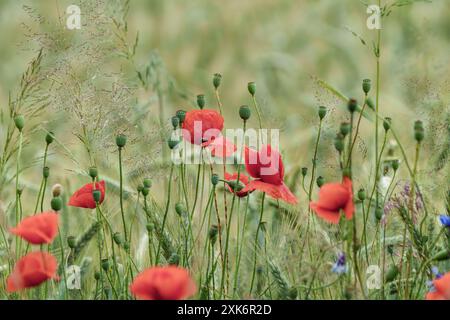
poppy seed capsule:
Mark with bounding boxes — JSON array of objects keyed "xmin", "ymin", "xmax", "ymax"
[
  {"xmin": 348, "ymin": 98, "xmax": 357, "ymax": 113},
  {"xmin": 318, "ymin": 106, "xmax": 327, "ymax": 120},
  {"xmin": 142, "ymin": 187, "xmax": 150, "ymax": 197},
  {"xmin": 334, "ymin": 134, "xmax": 345, "ymax": 152},
  {"xmin": 366, "ymin": 97, "xmax": 375, "ymax": 110},
  {"xmin": 94, "ymin": 271, "xmax": 101, "ymax": 280},
  {"xmin": 51, "ymin": 184, "xmax": 63, "ymax": 197},
  {"xmin": 176, "ymin": 110, "xmax": 186, "ymax": 123},
  {"xmin": 14, "ymin": 115, "xmax": 25, "ymax": 131},
  {"xmin": 213, "ymin": 73, "xmax": 222, "ymax": 89},
  {"xmin": 92, "ymin": 190, "xmax": 102, "ymax": 203},
  {"xmin": 301, "ymin": 167, "xmax": 308, "ymax": 177},
  {"xmin": 123, "ymin": 242, "xmax": 130, "ymax": 251},
  {"xmin": 340, "ymin": 122, "xmax": 350, "ymax": 137},
  {"xmin": 116, "ymin": 134, "xmax": 127, "ymax": 148},
  {"xmin": 248, "ymin": 82, "xmax": 256, "ymax": 96},
  {"xmin": 51, "ymin": 196, "xmax": 63, "ymax": 211},
  {"xmin": 211, "ymin": 174, "xmax": 219, "ymax": 186},
  {"xmin": 45, "ymin": 131, "xmax": 55, "ymax": 145},
  {"xmin": 143, "ymin": 178, "xmax": 152, "ymax": 189},
  {"xmin": 168, "ymin": 138, "xmax": 179, "ymax": 149},
  {"xmin": 357, "ymin": 188, "xmax": 366, "ymax": 201},
  {"xmin": 88, "ymin": 167, "xmax": 98, "ymax": 179},
  {"xmin": 239, "ymin": 105, "xmax": 251, "ymax": 121},
  {"xmin": 175, "ymin": 203, "xmax": 186, "ymax": 216},
  {"xmin": 385, "ymin": 265, "xmax": 399, "ymax": 283},
  {"xmin": 196, "ymin": 94, "xmax": 205, "ymax": 109},
  {"xmin": 171, "ymin": 116, "xmax": 179, "ymax": 129},
  {"xmin": 375, "ymin": 207, "xmax": 383, "ymax": 221},
  {"xmin": 67, "ymin": 236, "xmax": 76, "ymax": 249},
  {"xmin": 43, "ymin": 166, "xmax": 50, "ymax": 178},
  {"xmin": 362, "ymin": 79, "xmax": 371, "ymax": 94},
  {"xmin": 316, "ymin": 176, "xmax": 324, "ymax": 188},
  {"xmin": 383, "ymin": 117, "xmax": 392, "ymax": 131},
  {"xmin": 392, "ymin": 159, "xmax": 400, "ymax": 171},
  {"xmin": 113, "ymin": 232, "xmax": 123, "ymax": 245},
  {"xmin": 101, "ymin": 259, "xmax": 110, "ymax": 271}
]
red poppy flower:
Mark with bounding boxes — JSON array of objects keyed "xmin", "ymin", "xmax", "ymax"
[
  {"xmin": 130, "ymin": 266, "xmax": 197, "ymax": 300},
  {"xmin": 242, "ymin": 145, "xmax": 298, "ymax": 204},
  {"xmin": 208, "ymin": 136, "xmax": 236, "ymax": 158},
  {"xmin": 224, "ymin": 172, "xmax": 251, "ymax": 197},
  {"xmin": 10, "ymin": 211, "xmax": 59, "ymax": 245},
  {"xmin": 68, "ymin": 180, "xmax": 106, "ymax": 209},
  {"xmin": 426, "ymin": 272, "xmax": 450, "ymax": 300},
  {"xmin": 182, "ymin": 109, "xmax": 224, "ymax": 146},
  {"xmin": 7, "ymin": 251, "xmax": 59, "ymax": 292},
  {"xmin": 310, "ymin": 177, "xmax": 354, "ymax": 224}
]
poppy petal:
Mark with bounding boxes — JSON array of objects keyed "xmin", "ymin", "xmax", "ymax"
[{"xmin": 310, "ymin": 203, "xmax": 341, "ymax": 224}]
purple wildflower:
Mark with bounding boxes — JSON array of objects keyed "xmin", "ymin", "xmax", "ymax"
[{"xmin": 331, "ymin": 252, "xmax": 347, "ymax": 274}]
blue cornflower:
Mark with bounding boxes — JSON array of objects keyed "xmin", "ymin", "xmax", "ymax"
[
  {"xmin": 439, "ymin": 215, "xmax": 450, "ymax": 228},
  {"xmin": 331, "ymin": 252, "xmax": 347, "ymax": 274}
]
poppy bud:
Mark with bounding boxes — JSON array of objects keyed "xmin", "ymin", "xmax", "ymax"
[
  {"xmin": 248, "ymin": 82, "xmax": 256, "ymax": 96},
  {"xmin": 211, "ymin": 174, "xmax": 219, "ymax": 186},
  {"xmin": 116, "ymin": 134, "xmax": 127, "ymax": 148},
  {"xmin": 175, "ymin": 203, "xmax": 186, "ymax": 216},
  {"xmin": 414, "ymin": 120, "xmax": 423, "ymax": 130},
  {"xmin": 357, "ymin": 188, "xmax": 366, "ymax": 201},
  {"xmin": 137, "ymin": 184, "xmax": 144, "ymax": 193},
  {"xmin": 392, "ymin": 159, "xmax": 400, "ymax": 171},
  {"xmin": 318, "ymin": 106, "xmax": 327, "ymax": 120},
  {"xmin": 432, "ymin": 249, "xmax": 450, "ymax": 261},
  {"xmin": 176, "ymin": 110, "xmax": 186, "ymax": 123},
  {"xmin": 340, "ymin": 122, "xmax": 350, "ymax": 137},
  {"xmin": 414, "ymin": 121, "xmax": 424, "ymax": 142},
  {"xmin": 123, "ymin": 242, "xmax": 130, "ymax": 251},
  {"xmin": 316, "ymin": 176, "xmax": 324, "ymax": 188},
  {"xmin": 347, "ymin": 98, "xmax": 357, "ymax": 113},
  {"xmin": 209, "ymin": 224, "xmax": 219, "ymax": 244},
  {"xmin": 143, "ymin": 178, "xmax": 152, "ymax": 189},
  {"xmin": 113, "ymin": 232, "xmax": 123, "ymax": 245},
  {"xmin": 362, "ymin": 79, "xmax": 371, "ymax": 94},
  {"xmin": 366, "ymin": 97, "xmax": 375, "ymax": 110},
  {"xmin": 239, "ymin": 105, "xmax": 251, "ymax": 121},
  {"xmin": 168, "ymin": 138, "xmax": 179, "ymax": 149},
  {"xmin": 146, "ymin": 223, "xmax": 154, "ymax": 233},
  {"xmin": 385, "ymin": 265, "xmax": 399, "ymax": 283},
  {"xmin": 52, "ymin": 184, "xmax": 63, "ymax": 197},
  {"xmin": 168, "ymin": 253, "xmax": 180, "ymax": 266},
  {"xmin": 301, "ymin": 167, "xmax": 308, "ymax": 177},
  {"xmin": 375, "ymin": 207, "xmax": 383, "ymax": 221},
  {"xmin": 93, "ymin": 190, "xmax": 101, "ymax": 203},
  {"xmin": 142, "ymin": 187, "xmax": 150, "ymax": 197},
  {"xmin": 383, "ymin": 117, "xmax": 391, "ymax": 131},
  {"xmin": 171, "ymin": 116, "xmax": 179, "ymax": 129},
  {"xmin": 43, "ymin": 166, "xmax": 50, "ymax": 178},
  {"xmin": 101, "ymin": 259, "xmax": 110, "ymax": 271},
  {"xmin": 197, "ymin": 94, "xmax": 205, "ymax": 109},
  {"xmin": 14, "ymin": 115, "xmax": 25, "ymax": 132},
  {"xmin": 67, "ymin": 236, "xmax": 76, "ymax": 249},
  {"xmin": 45, "ymin": 131, "xmax": 55, "ymax": 145},
  {"xmin": 334, "ymin": 133, "xmax": 345, "ymax": 152},
  {"xmin": 88, "ymin": 167, "xmax": 98, "ymax": 179},
  {"xmin": 51, "ymin": 196, "xmax": 63, "ymax": 211},
  {"xmin": 213, "ymin": 73, "xmax": 222, "ymax": 89},
  {"xmin": 288, "ymin": 287, "xmax": 298, "ymax": 300}
]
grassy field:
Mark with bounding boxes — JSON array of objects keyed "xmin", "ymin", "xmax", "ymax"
[{"xmin": 0, "ymin": 0, "xmax": 449, "ymax": 300}]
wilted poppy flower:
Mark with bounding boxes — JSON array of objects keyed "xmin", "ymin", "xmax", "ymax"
[
  {"xmin": 426, "ymin": 271, "xmax": 450, "ymax": 300},
  {"xmin": 310, "ymin": 177, "xmax": 354, "ymax": 224},
  {"xmin": 7, "ymin": 251, "xmax": 58, "ymax": 292},
  {"xmin": 224, "ymin": 172, "xmax": 251, "ymax": 197},
  {"xmin": 10, "ymin": 211, "xmax": 59, "ymax": 245},
  {"xmin": 207, "ymin": 136, "xmax": 236, "ymax": 158},
  {"xmin": 68, "ymin": 180, "xmax": 105, "ymax": 209},
  {"xmin": 130, "ymin": 265, "xmax": 196, "ymax": 300},
  {"xmin": 182, "ymin": 109, "xmax": 224, "ymax": 146},
  {"xmin": 242, "ymin": 145, "xmax": 298, "ymax": 204}
]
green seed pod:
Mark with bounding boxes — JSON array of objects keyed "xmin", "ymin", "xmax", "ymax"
[
  {"xmin": 414, "ymin": 127, "xmax": 424, "ymax": 142},
  {"xmin": 318, "ymin": 106, "xmax": 327, "ymax": 120},
  {"xmin": 239, "ymin": 105, "xmax": 251, "ymax": 121},
  {"xmin": 392, "ymin": 159, "xmax": 400, "ymax": 171},
  {"xmin": 432, "ymin": 249, "xmax": 450, "ymax": 261},
  {"xmin": 101, "ymin": 259, "xmax": 110, "ymax": 271},
  {"xmin": 211, "ymin": 174, "xmax": 219, "ymax": 186},
  {"xmin": 123, "ymin": 242, "xmax": 130, "ymax": 251},
  {"xmin": 316, "ymin": 176, "xmax": 324, "ymax": 188},
  {"xmin": 94, "ymin": 271, "xmax": 101, "ymax": 281},
  {"xmin": 385, "ymin": 265, "xmax": 399, "ymax": 283},
  {"xmin": 209, "ymin": 224, "xmax": 219, "ymax": 244},
  {"xmin": 334, "ymin": 133, "xmax": 345, "ymax": 152},
  {"xmin": 14, "ymin": 115, "xmax": 25, "ymax": 131},
  {"xmin": 288, "ymin": 287, "xmax": 298, "ymax": 300},
  {"xmin": 51, "ymin": 196, "xmax": 63, "ymax": 211},
  {"xmin": 375, "ymin": 207, "xmax": 383, "ymax": 221},
  {"xmin": 357, "ymin": 188, "xmax": 366, "ymax": 201},
  {"xmin": 113, "ymin": 232, "xmax": 123, "ymax": 246},
  {"xmin": 137, "ymin": 183, "xmax": 144, "ymax": 193},
  {"xmin": 248, "ymin": 82, "xmax": 256, "ymax": 96},
  {"xmin": 168, "ymin": 253, "xmax": 180, "ymax": 266},
  {"xmin": 175, "ymin": 203, "xmax": 186, "ymax": 216},
  {"xmin": 89, "ymin": 167, "xmax": 98, "ymax": 180},
  {"xmin": 92, "ymin": 190, "xmax": 101, "ymax": 203},
  {"xmin": 383, "ymin": 117, "xmax": 392, "ymax": 131},
  {"xmin": 197, "ymin": 94, "xmax": 205, "ymax": 109},
  {"xmin": 340, "ymin": 122, "xmax": 350, "ymax": 137},
  {"xmin": 168, "ymin": 138, "xmax": 179, "ymax": 149},
  {"xmin": 143, "ymin": 178, "xmax": 152, "ymax": 189},
  {"xmin": 176, "ymin": 110, "xmax": 186, "ymax": 123},
  {"xmin": 347, "ymin": 98, "xmax": 357, "ymax": 113},
  {"xmin": 366, "ymin": 97, "xmax": 375, "ymax": 110},
  {"xmin": 67, "ymin": 236, "xmax": 77, "ymax": 249},
  {"xmin": 171, "ymin": 116, "xmax": 179, "ymax": 129},
  {"xmin": 213, "ymin": 73, "xmax": 222, "ymax": 89},
  {"xmin": 43, "ymin": 166, "xmax": 50, "ymax": 178},
  {"xmin": 362, "ymin": 79, "xmax": 371, "ymax": 94},
  {"xmin": 146, "ymin": 223, "xmax": 154, "ymax": 233},
  {"xmin": 45, "ymin": 131, "xmax": 55, "ymax": 145},
  {"xmin": 414, "ymin": 120, "xmax": 423, "ymax": 130},
  {"xmin": 116, "ymin": 134, "xmax": 127, "ymax": 148},
  {"xmin": 142, "ymin": 187, "xmax": 150, "ymax": 197},
  {"xmin": 301, "ymin": 167, "xmax": 308, "ymax": 177}
]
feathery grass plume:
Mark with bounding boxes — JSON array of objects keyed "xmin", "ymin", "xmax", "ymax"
[
  {"xmin": 268, "ymin": 260, "xmax": 290, "ymax": 300},
  {"xmin": 67, "ymin": 221, "xmax": 101, "ymax": 265}
]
